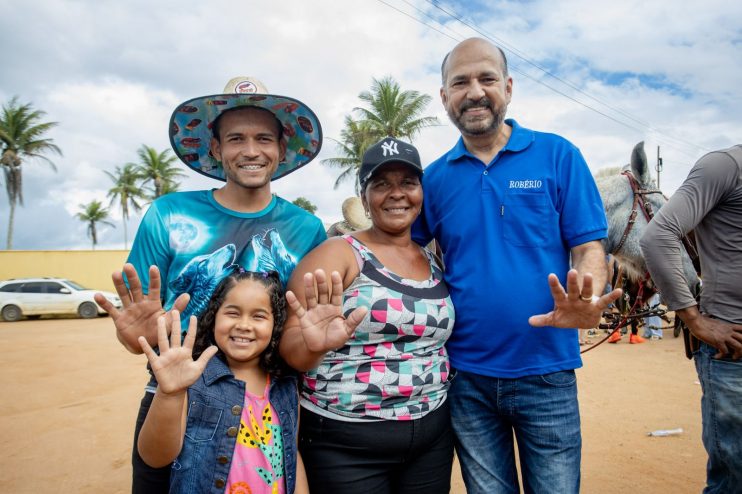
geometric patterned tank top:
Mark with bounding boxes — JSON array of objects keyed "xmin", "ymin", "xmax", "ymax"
[{"xmin": 300, "ymin": 235, "xmax": 454, "ymax": 421}]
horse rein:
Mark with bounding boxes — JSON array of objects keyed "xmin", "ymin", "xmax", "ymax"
[{"xmin": 580, "ymin": 271, "xmax": 655, "ymax": 354}]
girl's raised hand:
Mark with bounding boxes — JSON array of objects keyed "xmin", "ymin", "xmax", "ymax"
[
  {"xmin": 285, "ymin": 269, "xmax": 367, "ymax": 353},
  {"xmin": 138, "ymin": 310, "xmax": 218, "ymax": 395}
]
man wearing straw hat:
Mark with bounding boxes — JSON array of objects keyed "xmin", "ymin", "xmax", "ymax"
[{"xmin": 95, "ymin": 77, "xmax": 326, "ymax": 493}]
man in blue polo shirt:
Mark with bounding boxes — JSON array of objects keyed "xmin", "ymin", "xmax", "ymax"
[{"xmin": 413, "ymin": 38, "xmax": 621, "ymax": 493}]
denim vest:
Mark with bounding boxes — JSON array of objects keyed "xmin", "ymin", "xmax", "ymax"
[{"xmin": 169, "ymin": 355, "xmax": 299, "ymax": 493}]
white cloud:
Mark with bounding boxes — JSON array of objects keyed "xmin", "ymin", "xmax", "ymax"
[{"xmin": 1, "ymin": 0, "xmax": 740, "ymax": 250}]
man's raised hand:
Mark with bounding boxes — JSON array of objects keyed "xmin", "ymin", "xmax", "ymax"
[
  {"xmin": 94, "ymin": 264, "xmax": 190, "ymax": 353},
  {"xmin": 529, "ymin": 269, "xmax": 622, "ymax": 329}
]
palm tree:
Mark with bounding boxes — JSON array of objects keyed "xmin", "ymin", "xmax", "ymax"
[
  {"xmin": 0, "ymin": 97, "xmax": 61, "ymax": 249},
  {"xmin": 156, "ymin": 178, "xmax": 181, "ymax": 197},
  {"xmin": 105, "ymin": 163, "xmax": 146, "ymax": 249},
  {"xmin": 321, "ymin": 116, "xmax": 375, "ymax": 192},
  {"xmin": 355, "ymin": 75, "xmax": 440, "ymax": 141},
  {"xmin": 134, "ymin": 145, "xmax": 185, "ymax": 199},
  {"xmin": 76, "ymin": 200, "xmax": 115, "ymax": 250},
  {"xmin": 322, "ymin": 76, "xmax": 439, "ymax": 193}
]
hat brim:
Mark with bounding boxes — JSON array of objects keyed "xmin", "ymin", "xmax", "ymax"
[
  {"xmin": 169, "ymin": 92, "xmax": 322, "ymax": 182},
  {"xmin": 326, "ymin": 221, "xmax": 355, "ymax": 237}
]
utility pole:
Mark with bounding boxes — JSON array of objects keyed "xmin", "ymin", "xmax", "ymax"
[{"xmin": 656, "ymin": 146, "xmax": 663, "ymax": 189}]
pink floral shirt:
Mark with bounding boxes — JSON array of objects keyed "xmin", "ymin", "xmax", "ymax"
[{"xmin": 226, "ymin": 378, "xmax": 285, "ymax": 494}]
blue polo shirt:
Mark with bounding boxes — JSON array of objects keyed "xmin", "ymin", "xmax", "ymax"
[{"xmin": 413, "ymin": 119, "xmax": 607, "ymax": 378}]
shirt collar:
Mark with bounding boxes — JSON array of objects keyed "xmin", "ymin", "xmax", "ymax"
[
  {"xmin": 202, "ymin": 354, "xmax": 233, "ymax": 385},
  {"xmin": 200, "ymin": 353, "xmax": 298, "ymax": 389},
  {"xmin": 447, "ymin": 118, "xmax": 534, "ymax": 164}
]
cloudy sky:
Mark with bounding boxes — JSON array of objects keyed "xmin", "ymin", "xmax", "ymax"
[{"xmin": 1, "ymin": 0, "xmax": 740, "ymax": 250}]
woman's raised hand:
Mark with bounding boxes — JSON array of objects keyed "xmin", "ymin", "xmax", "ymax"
[
  {"xmin": 286, "ymin": 269, "xmax": 368, "ymax": 353},
  {"xmin": 138, "ymin": 310, "xmax": 218, "ymax": 395}
]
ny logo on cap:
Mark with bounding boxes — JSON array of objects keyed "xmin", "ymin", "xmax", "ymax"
[{"xmin": 381, "ymin": 140, "xmax": 399, "ymax": 157}]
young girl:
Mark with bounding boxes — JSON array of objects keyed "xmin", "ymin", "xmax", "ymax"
[{"xmin": 137, "ymin": 270, "xmax": 309, "ymax": 494}]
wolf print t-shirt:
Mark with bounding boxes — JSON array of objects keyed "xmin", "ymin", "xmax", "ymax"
[
  {"xmin": 127, "ymin": 190, "xmax": 326, "ymax": 332},
  {"xmin": 301, "ymin": 235, "xmax": 455, "ymax": 421},
  {"xmin": 227, "ymin": 378, "xmax": 286, "ymax": 494}
]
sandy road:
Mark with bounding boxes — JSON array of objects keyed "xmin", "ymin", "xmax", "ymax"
[{"xmin": 0, "ymin": 317, "xmax": 705, "ymax": 493}]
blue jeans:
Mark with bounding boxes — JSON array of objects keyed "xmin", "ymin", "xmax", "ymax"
[
  {"xmin": 694, "ymin": 342, "xmax": 742, "ymax": 494},
  {"xmin": 449, "ymin": 369, "xmax": 581, "ymax": 494}
]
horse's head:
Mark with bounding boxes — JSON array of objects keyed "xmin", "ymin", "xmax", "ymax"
[{"xmin": 595, "ymin": 142, "xmax": 699, "ymax": 291}]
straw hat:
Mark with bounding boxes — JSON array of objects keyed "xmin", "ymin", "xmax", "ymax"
[
  {"xmin": 169, "ymin": 76, "xmax": 322, "ymax": 181},
  {"xmin": 325, "ymin": 197, "xmax": 371, "ymax": 236},
  {"xmin": 342, "ymin": 196, "xmax": 371, "ymax": 230}
]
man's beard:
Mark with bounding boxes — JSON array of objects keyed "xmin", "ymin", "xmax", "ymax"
[{"xmin": 448, "ymin": 97, "xmax": 507, "ymax": 136}]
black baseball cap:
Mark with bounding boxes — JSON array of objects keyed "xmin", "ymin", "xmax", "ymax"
[{"xmin": 359, "ymin": 137, "xmax": 423, "ymax": 188}]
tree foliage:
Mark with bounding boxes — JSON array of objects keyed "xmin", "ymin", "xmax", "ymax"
[
  {"xmin": 76, "ymin": 200, "xmax": 115, "ymax": 250},
  {"xmin": 322, "ymin": 76, "xmax": 438, "ymax": 193},
  {"xmin": 0, "ymin": 96, "xmax": 61, "ymax": 249},
  {"xmin": 355, "ymin": 75, "xmax": 439, "ymax": 141},
  {"xmin": 102, "ymin": 145, "xmax": 184, "ymax": 248},
  {"xmin": 134, "ymin": 144, "xmax": 185, "ymax": 199},
  {"xmin": 105, "ymin": 163, "xmax": 146, "ymax": 249},
  {"xmin": 292, "ymin": 196, "xmax": 318, "ymax": 215}
]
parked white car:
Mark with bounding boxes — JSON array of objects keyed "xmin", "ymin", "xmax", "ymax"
[{"xmin": 0, "ymin": 277, "xmax": 122, "ymax": 322}]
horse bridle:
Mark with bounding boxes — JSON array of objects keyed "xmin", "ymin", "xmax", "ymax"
[
  {"xmin": 613, "ymin": 170, "xmax": 700, "ymax": 270},
  {"xmin": 612, "ymin": 170, "xmax": 663, "ymax": 255}
]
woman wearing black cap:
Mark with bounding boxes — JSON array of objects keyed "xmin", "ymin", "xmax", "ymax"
[{"xmin": 280, "ymin": 137, "xmax": 455, "ymax": 493}]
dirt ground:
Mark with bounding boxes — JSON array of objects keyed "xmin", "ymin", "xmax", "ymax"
[{"xmin": 0, "ymin": 317, "xmax": 705, "ymax": 493}]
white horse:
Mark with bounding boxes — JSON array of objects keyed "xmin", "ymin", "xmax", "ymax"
[{"xmin": 595, "ymin": 141, "xmax": 699, "ymax": 290}]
